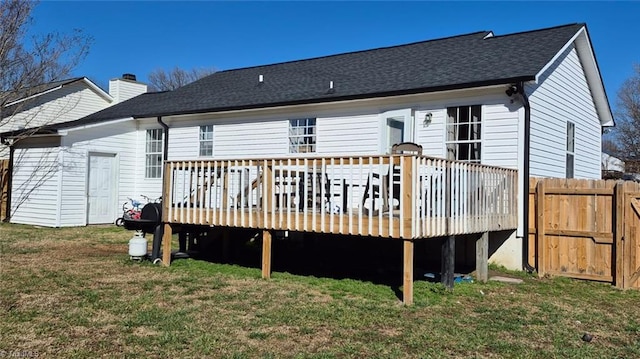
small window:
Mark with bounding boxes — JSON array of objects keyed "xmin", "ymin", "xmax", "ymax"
[
  {"xmin": 289, "ymin": 118, "xmax": 316, "ymax": 153},
  {"xmin": 145, "ymin": 129, "xmax": 164, "ymax": 179},
  {"xmin": 445, "ymin": 105, "xmax": 481, "ymax": 163},
  {"xmin": 566, "ymin": 121, "xmax": 575, "ymax": 178},
  {"xmin": 199, "ymin": 125, "xmax": 213, "ymax": 157}
]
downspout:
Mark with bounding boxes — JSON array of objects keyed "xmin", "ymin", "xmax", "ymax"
[
  {"xmin": 516, "ymin": 82, "xmax": 536, "ymax": 272},
  {"xmin": 154, "ymin": 116, "xmax": 170, "ymax": 263},
  {"xmin": 157, "ymin": 116, "xmax": 169, "ymax": 163}
]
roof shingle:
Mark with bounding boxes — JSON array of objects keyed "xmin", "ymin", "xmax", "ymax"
[{"xmin": 52, "ymin": 23, "xmax": 587, "ymax": 129}]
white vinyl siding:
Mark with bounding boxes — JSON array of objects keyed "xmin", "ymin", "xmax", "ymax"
[
  {"xmin": 108, "ymin": 79, "xmax": 147, "ymax": 103},
  {"xmin": 316, "ymin": 114, "xmax": 379, "ymax": 155},
  {"xmin": 0, "ymin": 82, "xmax": 110, "ymax": 134},
  {"xmin": 214, "ymin": 120, "xmax": 288, "ymax": 157},
  {"xmin": 527, "ymin": 45, "xmax": 601, "ymax": 179},
  {"xmin": 481, "ymin": 103, "xmax": 520, "ymax": 170},
  {"xmin": 0, "ymin": 82, "xmax": 112, "ymax": 160},
  {"xmin": 57, "ymin": 121, "xmax": 138, "ymax": 227},
  {"xmin": 9, "ymin": 147, "xmax": 61, "ymax": 226},
  {"xmin": 168, "ymin": 126, "xmax": 199, "ymax": 160},
  {"xmin": 415, "ymin": 109, "xmax": 446, "ymax": 158}
]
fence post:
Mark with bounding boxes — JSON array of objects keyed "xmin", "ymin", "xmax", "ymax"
[
  {"xmin": 614, "ymin": 182, "xmax": 625, "ymax": 288},
  {"xmin": 535, "ymin": 180, "xmax": 546, "ymax": 277}
]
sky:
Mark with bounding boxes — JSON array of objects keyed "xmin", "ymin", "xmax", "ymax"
[{"xmin": 31, "ymin": 1, "xmax": 639, "ymax": 112}]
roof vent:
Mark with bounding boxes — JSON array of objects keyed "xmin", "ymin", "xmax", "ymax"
[
  {"xmin": 327, "ymin": 80, "xmax": 335, "ymax": 94},
  {"xmin": 122, "ymin": 73, "xmax": 137, "ymax": 81},
  {"xmin": 258, "ymin": 74, "xmax": 264, "ymax": 83},
  {"xmin": 483, "ymin": 32, "xmax": 494, "ymax": 39}
]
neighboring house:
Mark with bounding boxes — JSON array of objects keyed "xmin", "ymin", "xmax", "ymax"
[
  {"xmin": 0, "ymin": 75, "xmax": 147, "ymax": 223},
  {"xmin": 602, "ymin": 152, "xmax": 625, "ymax": 179},
  {"xmin": 0, "ymin": 23, "xmax": 613, "ymax": 270}
]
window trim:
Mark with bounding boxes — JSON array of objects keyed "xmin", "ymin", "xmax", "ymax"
[
  {"xmin": 199, "ymin": 125, "xmax": 214, "ymax": 157},
  {"xmin": 145, "ymin": 128, "xmax": 164, "ymax": 179},
  {"xmin": 444, "ymin": 105, "xmax": 482, "ymax": 163},
  {"xmin": 288, "ymin": 118, "xmax": 317, "ymax": 154},
  {"xmin": 566, "ymin": 121, "xmax": 575, "ymax": 178},
  {"xmin": 378, "ymin": 108, "xmax": 413, "ymax": 154}
]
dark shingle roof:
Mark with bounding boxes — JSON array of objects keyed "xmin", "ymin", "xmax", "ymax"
[{"xmin": 63, "ymin": 24, "xmax": 585, "ymax": 128}]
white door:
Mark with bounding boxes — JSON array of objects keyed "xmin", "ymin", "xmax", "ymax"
[
  {"xmin": 87, "ymin": 154, "xmax": 117, "ymax": 224},
  {"xmin": 381, "ymin": 109, "xmax": 414, "ymax": 154}
]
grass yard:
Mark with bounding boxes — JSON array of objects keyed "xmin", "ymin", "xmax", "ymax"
[{"xmin": 1, "ymin": 224, "xmax": 640, "ymax": 358}]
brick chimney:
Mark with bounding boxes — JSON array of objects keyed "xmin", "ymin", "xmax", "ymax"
[{"xmin": 109, "ymin": 73, "xmax": 147, "ymax": 103}]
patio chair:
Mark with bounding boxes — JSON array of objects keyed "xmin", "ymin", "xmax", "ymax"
[{"xmin": 361, "ymin": 142, "xmax": 423, "ymax": 215}]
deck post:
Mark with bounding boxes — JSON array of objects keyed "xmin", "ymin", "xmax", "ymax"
[
  {"xmin": 262, "ymin": 161, "xmax": 273, "ymax": 229},
  {"xmin": 162, "ymin": 223, "xmax": 172, "ymax": 266},
  {"xmin": 401, "ymin": 156, "xmax": 413, "ymax": 238},
  {"xmin": 403, "ymin": 239, "xmax": 414, "ymax": 305},
  {"xmin": 441, "ymin": 235, "xmax": 455, "ymax": 289},
  {"xmin": 262, "ymin": 230, "xmax": 272, "ymax": 279},
  {"xmin": 222, "ymin": 227, "xmax": 230, "ymax": 261},
  {"xmin": 476, "ymin": 232, "xmax": 489, "ymax": 282}
]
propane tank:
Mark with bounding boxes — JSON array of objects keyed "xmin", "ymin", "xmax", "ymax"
[{"xmin": 128, "ymin": 231, "xmax": 147, "ymax": 259}]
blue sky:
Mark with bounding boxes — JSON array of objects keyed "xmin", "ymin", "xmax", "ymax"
[{"xmin": 33, "ymin": 1, "xmax": 638, "ymax": 111}]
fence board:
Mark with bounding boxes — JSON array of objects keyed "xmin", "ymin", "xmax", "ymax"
[{"xmin": 529, "ymin": 177, "xmax": 640, "ymax": 289}]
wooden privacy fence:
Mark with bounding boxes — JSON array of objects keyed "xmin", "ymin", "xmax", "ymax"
[
  {"xmin": 0, "ymin": 159, "xmax": 8, "ymax": 221},
  {"xmin": 528, "ymin": 177, "xmax": 640, "ymax": 289}
]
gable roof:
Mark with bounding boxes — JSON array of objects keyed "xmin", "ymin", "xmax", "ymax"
[
  {"xmin": 2, "ymin": 77, "xmax": 113, "ymax": 119},
  {"xmin": 14, "ymin": 23, "xmax": 614, "ymax": 134}
]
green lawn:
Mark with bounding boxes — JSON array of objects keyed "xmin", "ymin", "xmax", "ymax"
[{"xmin": 1, "ymin": 224, "xmax": 639, "ymax": 358}]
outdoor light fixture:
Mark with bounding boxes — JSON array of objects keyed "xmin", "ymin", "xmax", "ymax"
[
  {"xmin": 505, "ymin": 85, "xmax": 519, "ymax": 97},
  {"xmin": 423, "ymin": 112, "xmax": 433, "ymax": 127}
]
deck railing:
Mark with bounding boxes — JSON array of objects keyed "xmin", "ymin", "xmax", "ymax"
[{"xmin": 162, "ymin": 155, "xmax": 518, "ymax": 239}]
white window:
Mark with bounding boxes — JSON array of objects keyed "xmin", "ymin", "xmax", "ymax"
[
  {"xmin": 199, "ymin": 125, "xmax": 213, "ymax": 157},
  {"xmin": 446, "ymin": 105, "xmax": 481, "ymax": 163},
  {"xmin": 289, "ymin": 118, "xmax": 316, "ymax": 153},
  {"xmin": 566, "ymin": 121, "xmax": 575, "ymax": 178},
  {"xmin": 145, "ymin": 128, "xmax": 163, "ymax": 179}
]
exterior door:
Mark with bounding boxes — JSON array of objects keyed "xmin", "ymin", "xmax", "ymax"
[
  {"xmin": 381, "ymin": 109, "xmax": 413, "ymax": 154},
  {"xmin": 87, "ymin": 153, "xmax": 117, "ymax": 224}
]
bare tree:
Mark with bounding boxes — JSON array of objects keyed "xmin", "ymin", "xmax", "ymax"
[
  {"xmin": 147, "ymin": 66, "xmax": 216, "ymax": 91},
  {"xmin": 614, "ymin": 65, "xmax": 640, "ymax": 170},
  {"xmin": 0, "ymin": 0, "xmax": 91, "ymax": 128},
  {"xmin": 0, "ymin": 0, "xmax": 92, "ymax": 220}
]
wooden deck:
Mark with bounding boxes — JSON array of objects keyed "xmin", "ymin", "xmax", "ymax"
[
  {"xmin": 162, "ymin": 155, "xmax": 517, "ymax": 238},
  {"xmin": 160, "ymin": 154, "xmax": 518, "ymax": 304}
]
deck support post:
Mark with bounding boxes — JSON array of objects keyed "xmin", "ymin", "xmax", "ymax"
[
  {"xmin": 262, "ymin": 230, "xmax": 272, "ymax": 279},
  {"xmin": 441, "ymin": 235, "xmax": 455, "ymax": 290},
  {"xmin": 222, "ymin": 227, "xmax": 230, "ymax": 261},
  {"xmin": 162, "ymin": 223, "xmax": 172, "ymax": 266},
  {"xmin": 403, "ymin": 239, "xmax": 414, "ymax": 305},
  {"xmin": 476, "ymin": 232, "xmax": 489, "ymax": 282}
]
